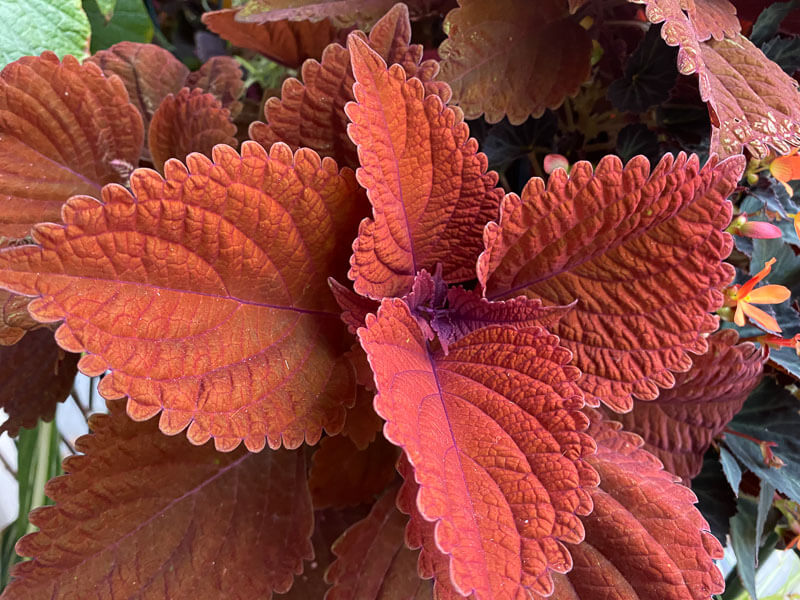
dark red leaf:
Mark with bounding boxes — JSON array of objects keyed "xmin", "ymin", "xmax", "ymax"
[
  {"xmin": 0, "ymin": 289, "xmax": 40, "ymax": 345},
  {"xmin": 359, "ymin": 298, "xmax": 597, "ymax": 598},
  {"xmin": 148, "ymin": 87, "xmax": 238, "ymax": 172},
  {"xmin": 0, "ymin": 142, "xmax": 363, "ymax": 452},
  {"xmin": 611, "ymin": 329, "xmax": 764, "ymax": 481},
  {"xmin": 0, "ymin": 52, "xmax": 143, "ymax": 238},
  {"xmin": 249, "ymin": 3, "xmax": 450, "ymax": 169},
  {"xmin": 202, "ymin": 8, "xmax": 342, "ymax": 69},
  {"xmin": 438, "ymin": 0, "xmax": 592, "ymax": 124},
  {"xmin": 530, "ymin": 413, "xmax": 725, "ymax": 599},
  {"xmin": 309, "ymin": 433, "xmax": 399, "ymax": 508},
  {"xmin": 0, "ymin": 328, "xmax": 79, "ymax": 437},
  {"xmin": 479, "ymin": 153, "xmax": 741, "ymax": 412},
  {"xmin": 3, "ymin": 400, "xmax": 313, "ymax": 599},
  {"xmin": 236, "ymin": 0, "xmax": 455, "ymax": 28},
  {"xmin": 330, "ymin": 277, "xmax": 380, "ymax": 333},
  {"xmin": 346, "ymin": 35, "xmax": 502, "ymax": 298},
  {"xmin": 326, "ymin": 487, "xmax": 433, "ymax": 600},
  {"xmin": 183, "ymin": 56, "xmax": 245, "ymax": 118},
  {"xmin": 341, "ymin": 384, "xmax": 382, "ymax": 449}
]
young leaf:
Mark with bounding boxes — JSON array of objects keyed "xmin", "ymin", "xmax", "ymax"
[
  {"xmin": 346, "ymin": 35, "xmax": 503, "ymax": 298},
  {"xmin": 309, "ymin": 433, "xmax": 399, "ymax": 508},
  {"xmin": 532, "ymin": 416, "xmax": 725, "ymax": 599},
  {"xmin": 325, "ymin": 487, "xmax": 432, "ymax": 599},
  {"xmin": 438, "ymin": 0, "xmax": 592, "ymax": 124},
  {"xmin": 359, "ymin": 298, "xmax": 598, "ymax": 598},
  {"xmin": 0, "ymin": 142, "xmax": 363, "ymax": 452},
  {"xmin": 202, "ymin": 8, "xmax": 341, "ymax": 69},
  {"xmin": 0, "ymin": 328, "xmax": 79, "ymax": 437},
  {"xmin": 250, "ymin": 3, "xmax": 450, "ymax": 169},
  {"xmin": 637, "ymin": 0, "xmax": 800, "ymax": 157},
  {"xmin": 479, "ymin": 153, "xmax": 742, "ymax": 411},
  {"xmin": 148, "ymin": 88, "xmax": 238, "ymax": 172},
  {"xmin": 2, "ymin": 400, "xmax": 314, "ymax": 599},
  {"xmin": 611, "ymin": 329, "xmax": 765, "ymax": 481},
  {"xmin": 0, "ymin": 52, "xmax": 143, "ymax": 238}
]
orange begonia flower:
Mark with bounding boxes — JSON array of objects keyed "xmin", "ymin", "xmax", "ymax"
[{"xmin": 725, "ymin": 258, "xmax": 791, "ymax": 332}]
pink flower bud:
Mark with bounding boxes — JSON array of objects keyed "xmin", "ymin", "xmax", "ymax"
[
  {"xmin": 543, "ymin": 154, "xmax": 569, "ymax": 174},
  {"xmin": 737, "ymin": 220, "xmax": 783, "ymax": 239}
]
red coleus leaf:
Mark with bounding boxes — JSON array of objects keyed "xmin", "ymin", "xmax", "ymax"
[
  {"xmin": 0, "ymin": 52, "xmax": 143, "ymax": 238},
  {"xmin": 340, "ymin": 384, "xmax": 383, "ymax": 449},
  {"xmin": 612, "ymin": 329, "xmax": 765, "ymax": 481},
  {"xmin": 148, "ymin": 87, "xmax": 238, "ymax": 172},
  {"xmin": 359, "ymin": 298, "xmax": 597, "ymax": 598},
  {"xmin": 3, "ymin": 400, "xmax": 313, "ymax": 599},
  {"xmin": 330, "ymin": 276, "xmax": 380, "ymax": 333},
  {"xmin": 438, "ymin": 0, "xmax": 593, "ymax": 124},
  {"xmin": 0, "ymin": 142, "xmax": 363, "ymax": 452},
  {"xmin": 202, "ymin": 7, "xmax": 343, "ymax": 69},
  {"xmin": 479, "ymin": 153, "xmax": 742, "ymax": 412},
  {"xmin": 0, "ymin": 328, "xmax": 79, "ymax": 437},
  {"xmin": 346, "ymin": 35, "xmax": 503, "ymax": 298},
  {"xmin": 235, "ymin": 0, "xmax": 456, "ymax": 28},
  {"xmin": 309, "ymin": 433, "xmax": 399, "ymax": 508},
  {"xmin": 531, "ymin": 413, "xmax": 725, "ymax": 599},
  {"xmin": 183, "ymin": 55, "xmax": 245, "ymax": 118},
  {"xmin": 326, "ymin": 487, "xmax": 433, "ymax": 600},
  {"xmin": 250, "ymin": 3, "xmax": 449, "ymax": 169},
  {"xmin": 635, "ymin": 0, "xmax": 800, "ymax": 157},
  {"xmin": 687, "ymin": 0, "xmax": 740, "ymax": 41}
]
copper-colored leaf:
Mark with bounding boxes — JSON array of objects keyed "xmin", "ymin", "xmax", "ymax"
[
  {"xmin": 309, "ymin": 433, "xmax": 399, "ymax": 508},
  {"xmin": 346, "ymin": 35, "xmax": 502, "ymax": 298},
  {"xmin": 0, "ymin": 288, "xmax": 40, "ymax": 345},
  {"xmin": 438, "ymin": 0, "xmax": 593, "ymax": 124},
  {"xmin": 249, "ymin": 2, "xmax": 450, "ymax": 169},
  {"xmin": 184, "ymin": 56, "xmax": 245, "ymax": 118},
  {"xmin": 479, "ymin": 153, "xmax": 741, "ymax": 412},
  {"xmin": 87, "ymin": 42, "xmax": 189, "ymax": 133},
  {"xmin": 0, "ymin": 52, "xmax": 143, "ymax": 238},
  {"xmin": 341, "ymin": 384, "xmax": 382, "ymax": 449},
  {"xmin": 202, "ymin": 8, "xmax": 341, "ymax": 69},
  {"xmin": 0, "ymin": 328, "xmax": 79, "ymax": 437},
  {"xmin": 359, "ymin": 298, "xmax": 598, "ymax": 598},
  {"xmin": 3, "ymin": 400, "xmax": 313, "ymax": 599},
  {"xmin": 612, "ymin": 329, "xmax": 764, "ymax": 481},
  {"xmin": 236, "ymin": 0, "xmax": 455, "ymax": 28},
  {"xmin": 636, "ymin": 0, "xmax": 800, "ymax": 157},
  {"xmin": 531, "ymin": 414, "xmax": 725, "ymax": 599},
  {"xmin": 326, "ymin": 487, "xmax": 432, "ymax": 600},
  {"xmin": 0, "ymin": 142, "xmax": 362, "ymax": 452},
  {"xmin": 148, "ymin": 87, "xmax": 238, "ymax": 172}
]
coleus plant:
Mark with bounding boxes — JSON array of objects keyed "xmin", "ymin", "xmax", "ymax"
[{"xmin": 1, "ymin": 0, "xmax": 800, "ymax": 598}]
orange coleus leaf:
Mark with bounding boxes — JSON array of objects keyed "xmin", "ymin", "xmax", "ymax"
[
  {"xmin": 438, "ymin": 0, "xmax": 593, "ymax": 124},
  {"xmin": 0, "ymin": 52, "xmax": 143, "ymax": 239},
  {"xmin": 0, "ymin": 328, "xmax": 79, "ymax": 437},
  {"xmin": 183, "ymin": 55, "xmax": 245, "ymax": 118},
  {"xmin": 2, "ymin": 400, "xmax": 313, "ymax": 599},
  {"xmin": 235, "ymin": 0, "xmax": 456, "ymax": 28},
  {"xmin": 528, "ymin": 414, "xmax": 725, "ymax": 599},
  {"xmin": 148, "ymin": 87, "xmax": 238, "ymax": 172},
  {"xmin": 359, "ymin": 298, "xmax": 597, "ymax": 598},
  {"xmin": 635, "ymin": 0, "xmax": 800, "ymax": 158},
  {"xmin": 611, "ymin": 329, "xmax": 765, "ymax": 482},
  {"xmin": 202, "ymin": 7, "xmax": 342, "ymax": 69},
  {"xmin": 346, "ymin": 35, "xmax": 503, "ymax": 298},
  {"xmin": 479, "ymin": 153, "xmax": 741, "ymax": 412},
  {"xmin": 325, "ymin": 486, "xmax": 433, "ymax": 600},
  {"xmin": 0, "ymin": 142, "xmax": 363, "ymax": 452},
  {"xmin": 250, "ymin": 3, "xmax": 450, "ymax": 169},
  {"xmin": 309, "ymin": 433, "xmax": 399, "ymax": 509}
]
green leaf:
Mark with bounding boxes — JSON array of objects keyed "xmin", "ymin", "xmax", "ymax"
[
  {"xmin": 95, "ymin": 0, "xmax": 117, "ymax": 18},
  {"xmin": 751, "ymin": 237, "xmax": 800, "ymax": 297},
  {"xmin": 615, "ymin": 123, "xmax": 660, "ymax": 163},
  {"xmin": 751, "ymin": 0, "xmax": 800, "ymax": 47},
  {"xmin": 83, "ymin": 0, "xmax": 153, "ymax": 52},
  {"xmin": 693, "ymin": 450, "xmax": 738, "ymax": 543},
  {"xmin": 720, "ymin": 446, "xmax": 743, "ymax": 496},
  {"xmin": 762, "ymin": 35, "xmax": 800, "ymax": 75},
  {"xmin": 729, "ymin": 495, "xmax": 779, "ymax": 600},
  {"xmin": 0, "ymin": 0, "xmax": 90, "ymax": 68},
  {"xmin": 724, "ymin": 378, "xmax": 800, "ymax": 505},
  {"xmin": 755, "ymin": 482, "xmax": 777, "ymax": 565}
]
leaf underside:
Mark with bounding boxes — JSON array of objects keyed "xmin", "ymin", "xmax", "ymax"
[{"xmin": 0, "ymin": 142, "xmax": 364, "ymax": 452}]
